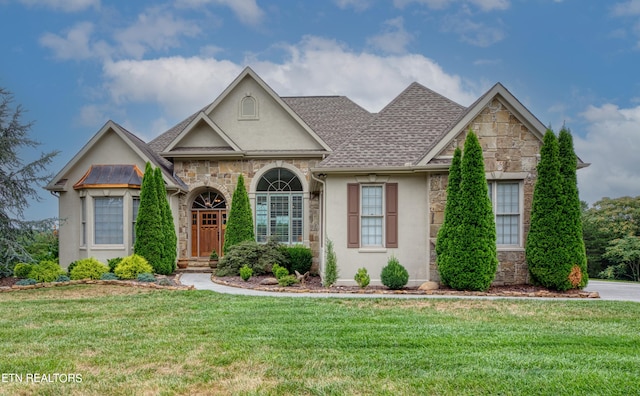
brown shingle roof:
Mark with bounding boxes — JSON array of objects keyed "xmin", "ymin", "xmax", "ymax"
[{"xmin": 318, "ymin": 82, "xmax": 465, "ymax": 168}]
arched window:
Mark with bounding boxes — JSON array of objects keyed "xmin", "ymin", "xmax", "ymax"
[
  {"xmin": 255, "ymin": 168, "xmax": 303, "ymax": 244},
  {"xmin": 239, "ymin": 95, "xmax": 258, "ymax": 119},
  {"xmin": 191, "ymin": 190, "xmax": 227, "ymax": 209}
]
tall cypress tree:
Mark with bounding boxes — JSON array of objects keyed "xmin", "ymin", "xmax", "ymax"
[
  {"xmin": 154, "ymin": 167, "xmax": 177, "ymax": 274},
  {"xmin": 448, "ymin": 131, "xmax": 497, "ymax": 291},
  {"xmin": 134, "ymin": 162, "xmax": 163, "ymax": 273},
  {"xmin": 436, "ymin": 146, "xmax": 462, "ymax": 287},
  {"xmin": 527, "ymin": 129, "xmax": 576, "ymax": 290},
  {"xmin": 558, "ymin": 128, "xmax": 588, "ymax": 288},
  {"xmin": 223, "ymin": 174, "xmax": 255, "ymax": 253}
]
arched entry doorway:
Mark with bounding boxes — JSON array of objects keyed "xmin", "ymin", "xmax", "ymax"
[{"xmin": 191, "ymin": 189, "xmax": 227, "ymax": 258}]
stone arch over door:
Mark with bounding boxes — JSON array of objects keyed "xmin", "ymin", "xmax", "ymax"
[{"xmin": 189, "ymin": 188, "xmax": 228, "ymax": 258}]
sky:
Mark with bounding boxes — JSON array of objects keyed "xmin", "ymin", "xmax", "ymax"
[{"xmin": 1, "ymin": 0, "xmax": 640, "ymax": 221}]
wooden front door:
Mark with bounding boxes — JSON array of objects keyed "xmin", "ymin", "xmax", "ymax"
[{"xmin": 191, "ymin": 210, "xmax": 226, "ymax": 258}]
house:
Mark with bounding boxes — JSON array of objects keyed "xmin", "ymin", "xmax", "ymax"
[{"xmin": 46, "ymin": 66, "xmax": 566, "ymax": 286}]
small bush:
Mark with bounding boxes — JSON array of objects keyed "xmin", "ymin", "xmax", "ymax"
[
  {"xmin": 69, "ymin": 258, "xmax": 109, "ymax": 280},
  {"xmin": 29, "ymin": 260, "xmax": 66, "ymax": 283},
  {"xmin": 278, "ymin": 274, "xmax": 298, "ymax": 287},
  {"xmin": 107, "ymin": 257, "xmax": 123, "ymax": 273},
  {"xmin": 381, "ymin": 256, "xmax": 409, "ymax": 290},
  {"xmin": 16, "ymin": 278, "xmax": 37, "ymax": 286},
  {"xmin": 13, "ymin": 263, "xmax": 33, "ymax": 279},
  {"xmin": 323, "ymin": 239, "xmax": 339, "ymax": 287},
  {"xmin": 286, "ymin": 245, "xmax": 313, "ymax": 275},
  {"xmin": 216, "ymin": 240, "xmax": 287, "ymax": 276},
  {"xmin": 137, "ymin": 273, "xmax": 156, "ymax": 283},
  {"xmin": 239, "ymin": 265, "xmax": 253, "ymax": 281},
  {"xmin": 354, "ymin": 267, "xmax": 370, "ymax": 288},
  {"xmin": 272, "ymin": 263, "xmax": 289, "ymax": 280},
  {"xmin": 55, "ymin": 275, "xmax": 70, "ymax": 282},
  {"xmin": 100, "ymin": 272, "xmax": 119, "ymax": 281},
  {"xmin": 114, "ymin": 254, "xmax": 154, "ymax": 280}
]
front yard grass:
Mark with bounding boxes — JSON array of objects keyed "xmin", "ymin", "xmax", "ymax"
[{"xmin": 1, "ymin": 285, "xmax": 639, "ymax": 395}]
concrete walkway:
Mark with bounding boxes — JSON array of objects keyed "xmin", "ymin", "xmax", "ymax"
[{"xmin": 179, "ymin": 273, "xmax": 640, "ymax": 302}]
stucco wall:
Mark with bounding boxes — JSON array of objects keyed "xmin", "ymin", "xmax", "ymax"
[
  {"xmin": 428, "ymin": 98, "xmax": 541, "ymax": 285},
  {"xmin": 324, "ymin": 173, "xmax": 429, "ymax": 287}
]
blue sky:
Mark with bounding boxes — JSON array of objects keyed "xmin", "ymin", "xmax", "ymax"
[{"xmin": 2, "ymin": 0, "xmax": 640, "ymax": 221}]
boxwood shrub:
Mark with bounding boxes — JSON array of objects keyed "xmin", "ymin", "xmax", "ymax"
[
  {"xmin": 285, "ymin": 245, "xmax": 313, "ymax": 275},
  {"xmin": 69, "ymin": 258, "xmax": 109, "ymax": 280},
  {"xmin": 380, "ymin": 256, "xmax": 409, "ymax": 290},
  {"xmin": 13, "ymin": 263, "xmax": 33, "ymax": 279},
  {"xmin": 216, "ymin": 240, "xmax": 287, "ymax": 276},
  {"xmin": 28, "ymin": 260, "xmax": 66, "ymax": 283},
  {"xmin": 114, "ymin": 254, "xmax": 154, "ymax": 280}
]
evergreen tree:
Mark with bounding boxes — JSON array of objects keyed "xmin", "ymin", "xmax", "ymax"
[
  {"xmin": 223, "ymin": 174, "xmax": 255, "ymax": 253},
  {"xmin": 448, "ymin": 131, "xmax": 497, "ymax": 291},
  {"xmin": 154, "ymin": 167, "xmax": 177, "ymax": 274},
  {"xmin": 0, "ymin": 87, "xmax": 58, "ymax": 276},
  {"xmin": 134, "ymin": 162, "xmax": 163, "ymax": 273},
  {"xmin": 435, "ymin": 147, "xmax": 462, "ymax": 287},
  {"xmin": 558, "ymin": 128, "xmax": 588, "ymax": 288},
  {"xmin": 527, "ymin": 130, "xmax": 577, "ymax": 290}
]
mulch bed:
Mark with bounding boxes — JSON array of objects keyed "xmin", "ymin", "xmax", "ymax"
[
  {"xmin": 212, "ymin": 275, "xmax": 600, "ymax": 298},
  {"xmin": 0, "ymin": 274, "xmax": 192, "ymax": 292}
]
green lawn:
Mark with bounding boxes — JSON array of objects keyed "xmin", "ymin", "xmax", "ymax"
[{"xmin": 1, "ymin": 285, "xmax": 639, "ymax": 395}]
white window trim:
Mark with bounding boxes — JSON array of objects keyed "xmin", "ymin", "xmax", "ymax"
[
  {"xmin": 360, "ymin": 184, "xmax": 385, "ymax": 248},
  {"xmin": 488, "ymin": 180, "xmax": 524, "ymax": 250}
]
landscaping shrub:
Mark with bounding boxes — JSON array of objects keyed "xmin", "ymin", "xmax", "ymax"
[
  {"xmin": 436, "ymin": 147, "xmax": 462, "ymax": 287},
  {"xmin": 107, "ymin": 257, "xmax": 122, "ymax": 273},
  {"xmin": 28, "ymin": 260, "xmax": 66, "ymax": 283},
  {"xmin": 286, "ymin": 245, "xmax": 313, "ymax": 275},
  {"xmin": 239, "ymin": 265, "xmax": 253, "ymax": 281},
  {"xmin": 137, "ymin": 273, "xmax": 156, "ymax": 283},
  {"xmin": 114, "ymin": 254, "xmax": 154, "ymax": 280},
  {"xmin": 134, "ymin": 162, "xmax": 165, "ymax": 274},
  {"xmin": 16, "ymin": 278, "xmax": 37, "ymax": 286},
  {"xmin": 272, "ymin": 263, "xmax": 289, "ymax": 280},
  {"xmin": 216, "ymin": 240, "xmax": 287, "ymax": 276},
  {"xmin": 277, "ymin": 275, "xmax": 298, "ymax": 287},
  {"xmin": 69, "ymin": 258, "xmax": 109, "ymax": 280},
  {"xmin": 223, "ymin": 174, "xmax": 255, "ymax": 253},
  {"xmin": 354, "ymin": 267, "xmax": 370, "ymax": 288},
  {"xmin": 380, "ymin": 256, "xmax": 409, "ymax": 290},
  {"xmin": 55, "ymin": 275, "xmax": 70, "ymax": 282},
  {"xmin": 100, "ymin": 272, "xmax": 119, "ymax": 281},
  {"xmin": 323, "ymin": 239, "xmax": 338, "ymax": 287},
  {"xmin": 13, "ymin": 263, "xmax": 33, "ymax": 278}
]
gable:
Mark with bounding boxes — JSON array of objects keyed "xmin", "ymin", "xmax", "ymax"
[
  {"xmin": 206, "ymin": 72, "xmax": 330, "ymax": 152},
  {"xmin": 430, "ymin": 97, "xmax": 543, "ymax": 175}
]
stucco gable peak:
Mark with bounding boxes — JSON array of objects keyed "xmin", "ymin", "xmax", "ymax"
[{"xmin": 162, "ymin": 111, "xmax": 241, "ymax": 153}]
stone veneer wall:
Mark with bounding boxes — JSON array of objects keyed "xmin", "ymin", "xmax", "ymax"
[
  {"xmin": 428, "ymin": 98, "xmax": 542, "ymax": 285},
  {"xmin": 173, "ymin": 158, "xmax": 322, "ymax": 271}
]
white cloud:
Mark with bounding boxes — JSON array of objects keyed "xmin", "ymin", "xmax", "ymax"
[
  {"xmin": 113, "ymin": 7, "xmax": 201, "ymax": 59},
  {"xmin": 334, "ymin": 0, "xmax": 374, "ymax": 11},
  {"xmin": 99, "ymin": 35, "xmax": 476, "ymax": 136},
  {"xmin": 575, "ymin": 103, "xmax": 640, "ymax": 204},
  {"xmin": 441, "ymin": 15, "xmax": 505, "ymax": 47},
  {"xmin": 39, "ymin": 22, "xmax": 110, "ymax": 60},
  {"xmin": 175, "ymin": 0, "xmax": 264, "ymax": 26},
  {"xmin": 611, "ymin": 0, "xmax": 640, "ymax": 16},
  {"xmin": 366, "ymin": 17, "xmax": 413, "ymax": 54},
  {"xmin": 393, "ymin": 0, "xmax": 509, "ymax": 12},
  {"xmin": 19, "ymin": 0, "xmax": 99, "ymax": 12}
]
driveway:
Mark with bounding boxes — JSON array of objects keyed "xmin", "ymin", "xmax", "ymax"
[
  {"xmin": 585, "ymin": 280, "xmax": 640, "ymax": 302},
  {"xmin": 180, "ymin": 273, "xmax": 640, "ymax": 302}
]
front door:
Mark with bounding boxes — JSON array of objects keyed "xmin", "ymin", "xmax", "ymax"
[{"xmin": 191, "ymin": 210, "xmax": 226, "ymax": 258}]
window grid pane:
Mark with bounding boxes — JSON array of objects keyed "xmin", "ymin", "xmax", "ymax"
[
  {"xmin": 497, "ymin": 183, "xmax": 519, "ymax": 214},
  {"xmin": 81, "ymin": 197, "xmax": 86, "ymax": 246},
  {"xmin": 270, "ymin": 195, "xmax": 290, "ymax": 243},
  {"xmin": 491, "ymin": 181, "xmax": 520, "ymax": 245},
  {"xmin": 496, "ymin": 214, "xmax": 519, "ymax": 245},
  {"xmin": 256, "ymin": 194, "xmax": 268, "ymax": 243},
  {"xmin": 94, "ymin": 197, "xmax": 123, "ymax": 244},
  {"xmin": 361, "ymin": 186, "xmax": 383, "ymax": 246},
  {"xmin": 292, "ymin": 195, "xmax": 303, "ymax": 243}
]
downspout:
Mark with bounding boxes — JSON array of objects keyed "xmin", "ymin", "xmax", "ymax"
[{"xmin": 310, "ymin": 172, "xmax": 327, "ymax": 281}]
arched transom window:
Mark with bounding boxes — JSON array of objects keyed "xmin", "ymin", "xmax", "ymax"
[
  {"xmin": 192, "ymin": 190, "xmax": 227, "ymax": 209},
  {"xmin": 255, "ymin": 168, "xmax": 303, "ymax": 244}
]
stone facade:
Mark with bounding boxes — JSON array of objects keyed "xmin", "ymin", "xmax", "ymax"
[
  {"xmin": 428, "ymin": 98, "xmax": 542, "ymax": 285},
  {"xmin": 173, "ymin": 158, "xmax": 322, "ymax": 270}
]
